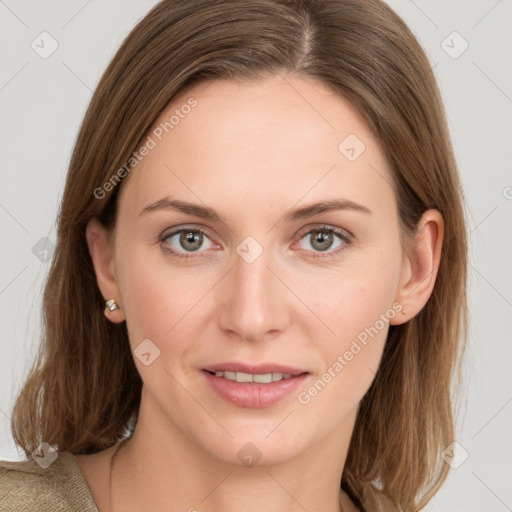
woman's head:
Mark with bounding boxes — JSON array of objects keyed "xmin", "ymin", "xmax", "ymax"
[{"xmin": 11, "ymin": 1, "xmax": 468, "ymax": 510}]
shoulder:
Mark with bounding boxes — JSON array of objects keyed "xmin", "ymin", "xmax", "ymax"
[{"xmin": 0, "ymin": 451, "xmax": 98, "ymax": 512}]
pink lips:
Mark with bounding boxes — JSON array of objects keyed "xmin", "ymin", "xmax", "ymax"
[{"xmin": 202, "ymin": 362, "xmax": 309, "ymax": 408}]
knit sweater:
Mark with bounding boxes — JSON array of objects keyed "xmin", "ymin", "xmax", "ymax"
[{"xmin": 0, "ymin": 452, "xmax": 99, "ymax": 511}]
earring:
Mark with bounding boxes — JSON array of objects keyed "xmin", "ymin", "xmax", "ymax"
[
  {"xmin": 402, "ymin": 309, "xmax": 406, "ymax": 315},
  {"xmin": 105, "ymin": 299, "xmax": 120, "ymax": 312}
]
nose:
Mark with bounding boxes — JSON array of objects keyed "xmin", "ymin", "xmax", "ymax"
[{"xmin": 217, "ymin": 239, "xmax": 291, "ymax": 343}]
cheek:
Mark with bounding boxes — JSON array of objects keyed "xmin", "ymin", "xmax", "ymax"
[
  {"xmin": 114, "ymin": 243, "xmax": 172, "ymax": 346},
  {"xmin": 303, "ymin": 247, "xmax": 402, "ymax": 401},
  {"xmin": 306, "ymin": 247, "xmax": 401, "ymax": 342},
  {"xmin": 115, "ymin": 243, "xmax": 216, "ymax": 353}
]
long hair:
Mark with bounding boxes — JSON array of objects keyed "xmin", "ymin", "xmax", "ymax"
[{"xmin": 10, "ymin": 1, "xmax": 468, "ymax": 510}]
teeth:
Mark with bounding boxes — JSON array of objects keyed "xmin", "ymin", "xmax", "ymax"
[
  {"xmin": 212, "ymin": 371, "xmax": 296, "ymax": 383},
  {"xmin": 253, "ymin": 373, "xmax": 272, "ymax": 384},
  {"xmin": 236, "ymin": 372, "xmax": 253, "ymax": 383}
]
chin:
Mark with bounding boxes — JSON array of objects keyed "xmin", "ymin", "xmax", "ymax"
[{"xmin": 196, "ymin": 424, "xmax": 310, "ymax": 468}]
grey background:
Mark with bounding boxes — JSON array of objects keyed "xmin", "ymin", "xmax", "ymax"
[{"xmin": 1, "ymin": 1, "xmax": 511, "ymax": 510}]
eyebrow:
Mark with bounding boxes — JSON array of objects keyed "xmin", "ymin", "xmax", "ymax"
[{"xmin": 139, "ymin": 197, "xmax": 372, "ymax": 222}]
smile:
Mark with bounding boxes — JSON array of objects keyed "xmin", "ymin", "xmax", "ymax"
[
  {"xmin": 201, "ymin": 363, "xmax": 310, "ymax": 408},
  {"xmin": 207, "ymin": 370, "xmax": 294, "ymax": 383}
]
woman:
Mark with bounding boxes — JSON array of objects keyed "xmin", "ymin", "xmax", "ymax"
[{"xmin": 0, "ymin": 0, "xmax": 468, "ymax": 510}]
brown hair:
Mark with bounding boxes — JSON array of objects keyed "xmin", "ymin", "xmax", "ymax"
[{"xmin": 10, "ymin": 0, "xmax": 468, "ymax": 510}]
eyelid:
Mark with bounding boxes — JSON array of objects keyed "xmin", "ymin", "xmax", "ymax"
[
  {"xmin": 294, "ymin": 223, "xmax": 353, "ymax": 242},
  {"xmin": 160, "ymin": 223, "xmax": 216, "ymax": 242}
]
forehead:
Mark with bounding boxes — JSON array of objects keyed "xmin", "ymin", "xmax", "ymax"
[{"xmin": 117, "ymin": 74, "xmax": 395, "ymax": 222}]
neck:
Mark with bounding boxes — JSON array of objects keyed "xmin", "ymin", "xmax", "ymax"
[{"xmin": 108, "ymin": 401, "xmax": 356, "ymax": 512}]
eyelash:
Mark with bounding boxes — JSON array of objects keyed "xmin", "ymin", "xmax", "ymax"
[{"xmin": 159, "ymin": 224, "xmax": 352, "ymax": 260}]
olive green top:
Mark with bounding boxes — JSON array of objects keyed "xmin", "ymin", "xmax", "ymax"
[{"xmin": 0, "ymin": 452, "xmax": 99, "ymax": 511}]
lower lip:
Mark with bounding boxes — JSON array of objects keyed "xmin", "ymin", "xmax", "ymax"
[{"xmin": 202, "ymin": 370, "xmax": 309, "ymax": 408}]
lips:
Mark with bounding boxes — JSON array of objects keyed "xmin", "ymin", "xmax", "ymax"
[{"xmin": 202, "ymin": 362, "xmax": 309, "ymax": 408}]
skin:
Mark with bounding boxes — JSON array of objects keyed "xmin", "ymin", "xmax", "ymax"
[{"xmin": 79, "ymin": 72, "xmax": 443, "ymax": 512}]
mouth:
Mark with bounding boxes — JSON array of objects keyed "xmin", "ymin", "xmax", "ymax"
[
  {"xmin": 204, "ymin": 370, "xmax": 299, "ymax": 384},
  {"xmin": 201, "ymin": 363, "xmax": 310, "ymax": 408},
  {"xmin": 202, "ymin": 362, "xmax": 308, "ymax": 381}
]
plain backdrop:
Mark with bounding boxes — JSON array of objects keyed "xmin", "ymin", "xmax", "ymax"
[{"xmin": 1, "ymin": 1, "xmax": 511, "ymax": 511}]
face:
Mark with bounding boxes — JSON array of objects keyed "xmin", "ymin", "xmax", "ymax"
[{"xmin": 103, "ymin": 73, "xmax": 408, "ymax": 465}]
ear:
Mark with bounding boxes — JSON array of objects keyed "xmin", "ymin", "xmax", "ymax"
[
  {"xmin": 390, "ymin": 209, "xmax": 444, "ymax": 325},
  {"xmin": 85, "ymin": 217, "xmax": 125, "ymax": 323}
]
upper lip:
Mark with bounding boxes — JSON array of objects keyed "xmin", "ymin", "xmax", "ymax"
[{"xmin": 202, "ymin": 362, "xmax": 308, "ymax": 375}]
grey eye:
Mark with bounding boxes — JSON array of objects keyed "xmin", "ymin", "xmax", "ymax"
[
  {"xmin": 165, "ymin": 229, "xmax": 214, "ymax": 253},
  {"xmin": 299, "ymin": 229, "xmax": 344, "ymax": 252}
]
